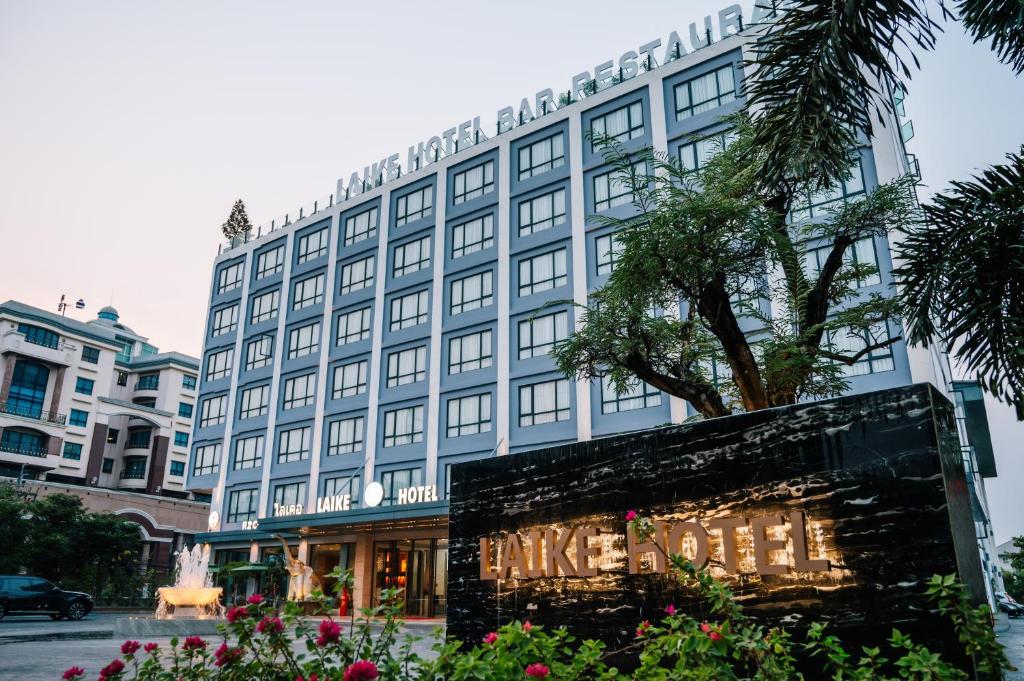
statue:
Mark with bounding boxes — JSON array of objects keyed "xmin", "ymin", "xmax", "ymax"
[{"xmin": 273, "ymin": 534, "xmax": 321, "ymax": 601}]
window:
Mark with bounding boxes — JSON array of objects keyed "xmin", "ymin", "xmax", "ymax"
[
  {"xmin": 519, "ymin": 379, "xmax": 571, "ymax": 426},
  {"xmin": 292, "ymin": 273, "xmax": 325, "ymax": 310},
  {"xmin": 127, "ymin": 428, "xmax": 152, "ymax": 449},
  {"xmin": 395, "ymin": 186, "xmax": 433, "ymax": 225},
  {"xmin": 344, "ymin": 207, "xmax": 378, "ymax": 245},
  {"xmin": 392, "ymin": 237, "xmax": 431, "ymax": 277},
  {"xmin": 178, "ymin": 402, "xmax": 193, "ymax": 419},
  {"xmin": 0, "ymin": 430, "xmax": 44, "ymax": 456},
  {"xmin": 206, "ymin": 348, "xmax": 233, "ymax": 381},
  {"xmin": 336, "ymin": 308, "xmax": 371, "ymax": 345},
  {"xmin": 69, "ymin": 409, "xmax": 88, "ymax": 427},
  {"xmin": 519, "ymin": 189, "xmax": 566, "ymax": 236},
  {"xmin": 453, "ymin": 160, "xmax": 495, "ymax": 204},
  {"xmin": 226, "ymin": 488, "xmax": 257, "ymax": 523},
  {"xmin": 245, "ymin": 336, "xmax": 273, "ymax": 371},
  {"xmin": 340, "ymin": 255, "xmax": 375, "ymax": 294},
  {"xmin": 519, "ymin": 311, "xmax": 569, "ymax": 359},
  {"xmin": 803, "ymin": 237, "xmax": 881, "ymax": 288},
  {"xmin": 250, "ymin": 289, "xmax": 280, "ymax": 324},
  {"xmin": 217, "ymin": 261, "xmax": 244, "ymax": 293},
  {"xmin": 380, "ymin": 468, "xmax": 423, "ymax": 506},
  {"xmin": 674, "ymin": 65, "xmax": 736, "ymax": 120},
  {"xmin": 192, "ymin": 443, "xmax": 221, "ymax": 476},
  {"xmin": 333, "ymin": 360, "xmax": 367, "ymax": 398},
  {"xmin": 297, "ymin": 227, "xmax": 329, "ymax": 263},
  {"xmin": 601, "ymin": 376, "xmax": 661, "ymax": 413},
  {"xmin": 18, "ymin": 324, "xmax": 59, "ymax": 349},
  {"xmin": 386, "ymin": 346, "xmax": 427, "ymax": 387},
  {"xmin": 450, "ymin": 271, "xmax": 493, "ymax": 315},
  {"xmin": 287, "ymin": 321, "xmax": 321, "ymax": 359},
  {"xmin": 212, "ymin": 305, "xmax": 239, "ymax": 336},
  {"xmin": 273, "ymin": 482, "xmax": 307, "ymax": 511},
  {"xmin": 200, "ymin": 395, "xmax": 227, "ymax": 427},
  {"xmin": 678, "ymin": 130, "xmax": 737, "ymax": 172},
  {"xmin": 519, "ymin": 133, "xmax": 565, "ymax": 180},
  {"xmin": 117, "ymin": 371, "xmax": 128, "ymax": 387},
  {"xmin": 791, "ymin": 160, "xmax": 867, "ymax": 221},
  {"xmin": 115, "ymin": 338, "xmax": 134, "ymax": 363},
  {"xmin": 519, "ymin": 249, "xmax": 568, "ymax": 296},
  {"xmin": 595, "ymin": 233, "xmax": 623, "ymax": 275},
  {"xmin": 81, "ymin": 346, "xmax": 100, "ymax": 364},
  {"xmin": 233, "ymin": 435, "xmax": 264, "ymax": 470},
  {"xmin": 136, "ymin": 372, "xmax": 160, "ymax": 390},
  {"xmin": 277, "ymin": 426, "xmax": 310, "ymax": 463},
  {"xmin": 75, "ymin": 377, "xmax": 94, "ymax": 396},
  {"xmin": 182, "ymin": 374, "xmax": 197, "ymax": 391},
  {"xmin": 135, "ymin": 397, "xmax": 156, "ymax": 408},
  {"xmin": 7, "ymin": 360, "xmax": 48, "ymax": 418},
  {"xmin": 390, "ymin": 290, "xmax": 429, "ymax": 331},
  {"xmin": 327, "ymin": 416, "xmax": 364, "ymax": 455},
  {"xmin": 107, "ymin": 428, "xmax": 119, "ymax": 444},
  {"xmin": 169, "ymin": 460, "xmax": 185, "ymax": 477},
  {"xmin": 590, "ymin": 101, "xmax": 644, "ymax": 150},
  {"xmin": 102, "ymin": 458, "xmax": 114, "ymax": 473},
  {"xmin": 174, "ymin": 431, "xmax": 189, "ymax": 447},
  {"xmin": 594, "ymin": 161, "xmax": 645, "ymax": 212},
  {"xmin": 447, "ymin": 393, "xmax": 492, "ymax": 437},
  {"xmin": 121, "ymin": 457, "xmax": 147, "ymax": 479},
  {"xmin": 256, "ymin": 245, "xmax": 285, "ymax": 278},
  {"xmin": 282, "ymin": 373, "xmax": 315, "ymax": 410},
  {"xmin": 449, "ymin": 329, "xmax": 492, "ymax": 374},
  {"xmin": 238, "ymin": 384, "xmax": 269, "ymax": 419},
  {"xmin": 62, "ymin": 442, "xmax": 83, "ymax": 460},
  {"xmin": 324, "ymin": 474, "xmax": 361, "ymax": 505},
  {"xmin": 383, "ymin": 406, "xmax": 424, "ymax": 447},
  {"xmin": 451, "ymin": 214, "xmax": 494, "ymax": 258},
  {"xmin": 826, "ymin": 324, "xmax": 896, "ymax": 376}
]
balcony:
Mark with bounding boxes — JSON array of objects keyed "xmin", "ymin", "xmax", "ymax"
[
  {"xmin": 0, "ymin": 401, "xmax": 66, "ymax": 426},
  {"xmin": 120, "ymin": 467, "xmax": 147, "ymax": 480},
  {"xmin": 135, "ymin": 376, "xmax": 160, "ymax": 392},
  {"xmin": 0, "ymin": 440, "xmax": 48, "ymax": 457},
  {"xmin": 1, "ymin": 329, "xmax": 76, "ymax": 367}
]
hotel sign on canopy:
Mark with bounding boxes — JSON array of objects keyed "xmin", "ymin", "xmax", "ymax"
[{"xmin": 336, "ymin": 1, "xmax": 772, "ymax": 200}]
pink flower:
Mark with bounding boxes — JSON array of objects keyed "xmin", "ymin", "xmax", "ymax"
[
  {"xmin": 99, "ymin": 659, "xmax": 125, "ymax": 679},
  {"xmin": 483, "ymin": 631, "xmax": 498, "ymax": 644},
  {"xmin": 226, "ymin": 605, "xmax": 249, "ymax": 623},
  {"xmin": 700, "ymin": 622, "xmax": 711, "ymax": 633},
  {"xmin": 256, "ymin": 616, "xmax": 284, "ymax": 634},
  {"xmin": 700, "ymin": 622, "xmax": 723, "ymax": 640},
  {"xmin": 182, "ymin": 635, "xmax": 207, "ymax": 651},
  {"xmin": 625, "ymin": 510, "xmax": 638, "ymax": 522},
  {"xmin": 316, "ymin": 618, "xmax": 341, "ymax": 646},
  {"xmin": 522, "ymin": 620, "xmax": 533, "ymax": 633},
  {"xmin": 143, "ymin": 642, "xmax": 158, "ymax": 653},
  {"xmin": 62, "ymin": 667, "xmax": 85, "ymax": 680},
  {"xmin": 635, "ymin": 620, "xmax": 652, "ymax": 638},
  {"xmin": 247, "ymin": 593, "xmax": 265, "ymax": 605},
  {"xmin": 709, "ymin": 631, "xmax": 723, "ymax": 641},
  {"xmin": 665, "ymin": 604, "xmax": 676, "ymax": 616},
  {"xmin": 120, "ymin": 639, "xmax": 141, "ymax": 655},
  {"xmin": 343, "ymin": 659, "xmax": 380, "ymax": 681},
  {"xmin": 525, "ymin": 662, "xmax": 550, "ymax": 678}
]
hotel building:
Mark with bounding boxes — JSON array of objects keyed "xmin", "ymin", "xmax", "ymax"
[{"xmin": 188, "ymin": 20, "xmax": 1000, "ymax": 613}]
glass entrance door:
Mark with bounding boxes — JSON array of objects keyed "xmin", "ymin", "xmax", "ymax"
[{"xmin": 372, "ymin": 538, "xmax": 446, "ymax": 617}]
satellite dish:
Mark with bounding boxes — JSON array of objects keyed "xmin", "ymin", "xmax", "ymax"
[{"xmin": 364, "ymin": 482, "xmax": 385, "ymax": 508}]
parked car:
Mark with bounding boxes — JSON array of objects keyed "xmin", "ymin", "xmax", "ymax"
[
  {"xmin": 0, "ymin": 575, "xmax": 94, "ymax": 621},
  {"xmin": 995, "ymin": 592, "xmax": 1024, "ymax": 618}
]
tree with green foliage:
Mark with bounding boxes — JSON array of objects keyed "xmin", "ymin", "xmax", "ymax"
[
  {"xmin": 1001, "ymin": 536, "xmax": 1024, "ymax": 601},
  {"xmin": 221, "ymin": 198, "xmax": 253, "ymax": 240},
  {"xmin": 744, "ymin": 0, "xmax": 1024, "ymax": 417},
  {"xmin": 554, "ymin": 120, "xmax": 918, "ymax": 417}
]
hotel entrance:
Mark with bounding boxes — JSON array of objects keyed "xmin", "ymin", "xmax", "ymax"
[{"xmin": 372, "ymin": 538, "xmax": 447, "ymax": 617}]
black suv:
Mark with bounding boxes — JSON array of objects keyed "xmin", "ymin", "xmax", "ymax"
[{"xmin": 0, "ymin": 575, "xmax": 94, "ymax": 621}]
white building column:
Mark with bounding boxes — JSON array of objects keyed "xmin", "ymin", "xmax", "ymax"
[
  {"xmin": 425, "ymin": 173, "xmax": 449, "ymax": 484},
  {"xmin": 567, "ymin": 109, "xmax": 593, "ymax": 441}
]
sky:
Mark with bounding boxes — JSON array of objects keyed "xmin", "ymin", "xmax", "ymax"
[{"xmin": 0, "ymin": 0, "xmax": 1020, "ymax": 543}]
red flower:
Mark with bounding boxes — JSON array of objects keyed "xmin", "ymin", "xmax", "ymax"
[
  {"xmin": 143, "ymin": 642, "xmax": 158, "ymax": 653},
  {"xmin": 247, "ymin": 593, "xmax": 265, "ymax": 605},
  {"xmin": 525, "ymin": 662, "xmax": 550, "ymax": 678},
  {"xmin": 709, "ymin": 631, "xmax": 723, "ymax": 641},
  {"xmin": 635, "ymin": 620, "xmax": 652, "ymax": 638},
  {"xmin": 99, "ymin": 659, "xmax": 125, "ymax": 679},
  {"xmin": 256, "ymin": 616, "xmax": 284, "ymax": 634},
  {"xmin": 226, "ymin": 605, "xmax": 249, "ymax": 623},
  {"xmin": 664, "ymin": 604, "xmax": 676, "ymax": 616},
  {"xmin": 625, "ymin": 510, "xmax": 638, "ymax": 522},
  {"xmin": 700, "ymin": 622, "xmax": 723, "ymax": 640},
  {"xmin": 522, "ymin": 620, "xmax": 533, "ymax": 633},
  {"xmin": 213, "ymin": 642, "xmax": 243, "ymax": 667},
  {"xmin": 182, "ymin": 635, "xmax": 207, "ymax": 651},
  {"xmin": 483, "ymin": 631, "xmax": 498, "ymax": 644},
  {"xmin": 316, "ymin": 618, "xmax": 342, "ymax": 646},
  {"xmin": 120, "ymin": 640, "xmax": 141, "ymax": 655},
  {"xmin": 343, "ymin": 659, "xmax": 380, "ymax": 681},
  {"xmin": 62, "ymin": 667, "xmax": 85, "ymax": 680},
  {"xmin": 700, "ymin": 622, "xmax": 711, "ymax": 633}
]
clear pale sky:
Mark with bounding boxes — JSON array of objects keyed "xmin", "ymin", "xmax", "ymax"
[{"xmin": 1, "ymin": 0, "xmax": 1020, "ymax": 543}]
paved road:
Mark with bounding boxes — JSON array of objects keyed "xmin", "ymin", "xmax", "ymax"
[{"xmin": 998, "ymin": 614, "xmax": 1024, "ymax": 680}]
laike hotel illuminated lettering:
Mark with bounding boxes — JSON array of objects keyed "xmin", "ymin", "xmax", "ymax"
[
  {"xmin": 479, "ymin": 511, "xmax": 831, "ymax": 581},
  {"xmin": 237, "ymin": 484, "xmax": 440, "ymax": 530}
]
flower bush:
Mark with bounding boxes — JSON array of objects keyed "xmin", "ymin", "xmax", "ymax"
[{"xmin": 67, "ymin": 515, "xmax": 1014, "ymax": 680}]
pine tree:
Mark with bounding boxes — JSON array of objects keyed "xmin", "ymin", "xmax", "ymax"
[{"xmin": 221, "ymin": 199, "xmax": 253, "ymax": 240}]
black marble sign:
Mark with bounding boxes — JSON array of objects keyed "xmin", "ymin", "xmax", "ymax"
[{"xmin": 447, "ymin": 384, "xmax": 984, "ymax": 670}]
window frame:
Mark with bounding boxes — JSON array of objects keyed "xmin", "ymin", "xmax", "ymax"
[
  {"xmin": 446, "ymin": 392, "xmax": 492, "ymax": 438},
  {"xmin": 452, "ymin": 160, "xmax": 495, "ymax": 204},
  {"xmin": 450, "ymin": 270, "xmax": 493, "ymax": 315},
  {"xmin": 448, "ymin": 329, "xmax": 493, "ymax": 374},
  {"xmin": 518, "ymin": 133, "xmax": 566, "ymax": 181},
  {"xmin": 382, "ymin": 405, "xmax": 424, "ymax": 447},
  {"xmin": 296, "ymin": 227, "xmax": 329, "ymax": 264}
]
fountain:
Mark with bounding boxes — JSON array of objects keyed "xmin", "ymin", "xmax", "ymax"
[{"xmin": 155, "ymin": 544, "xmax": 224, "ymax": 619}]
